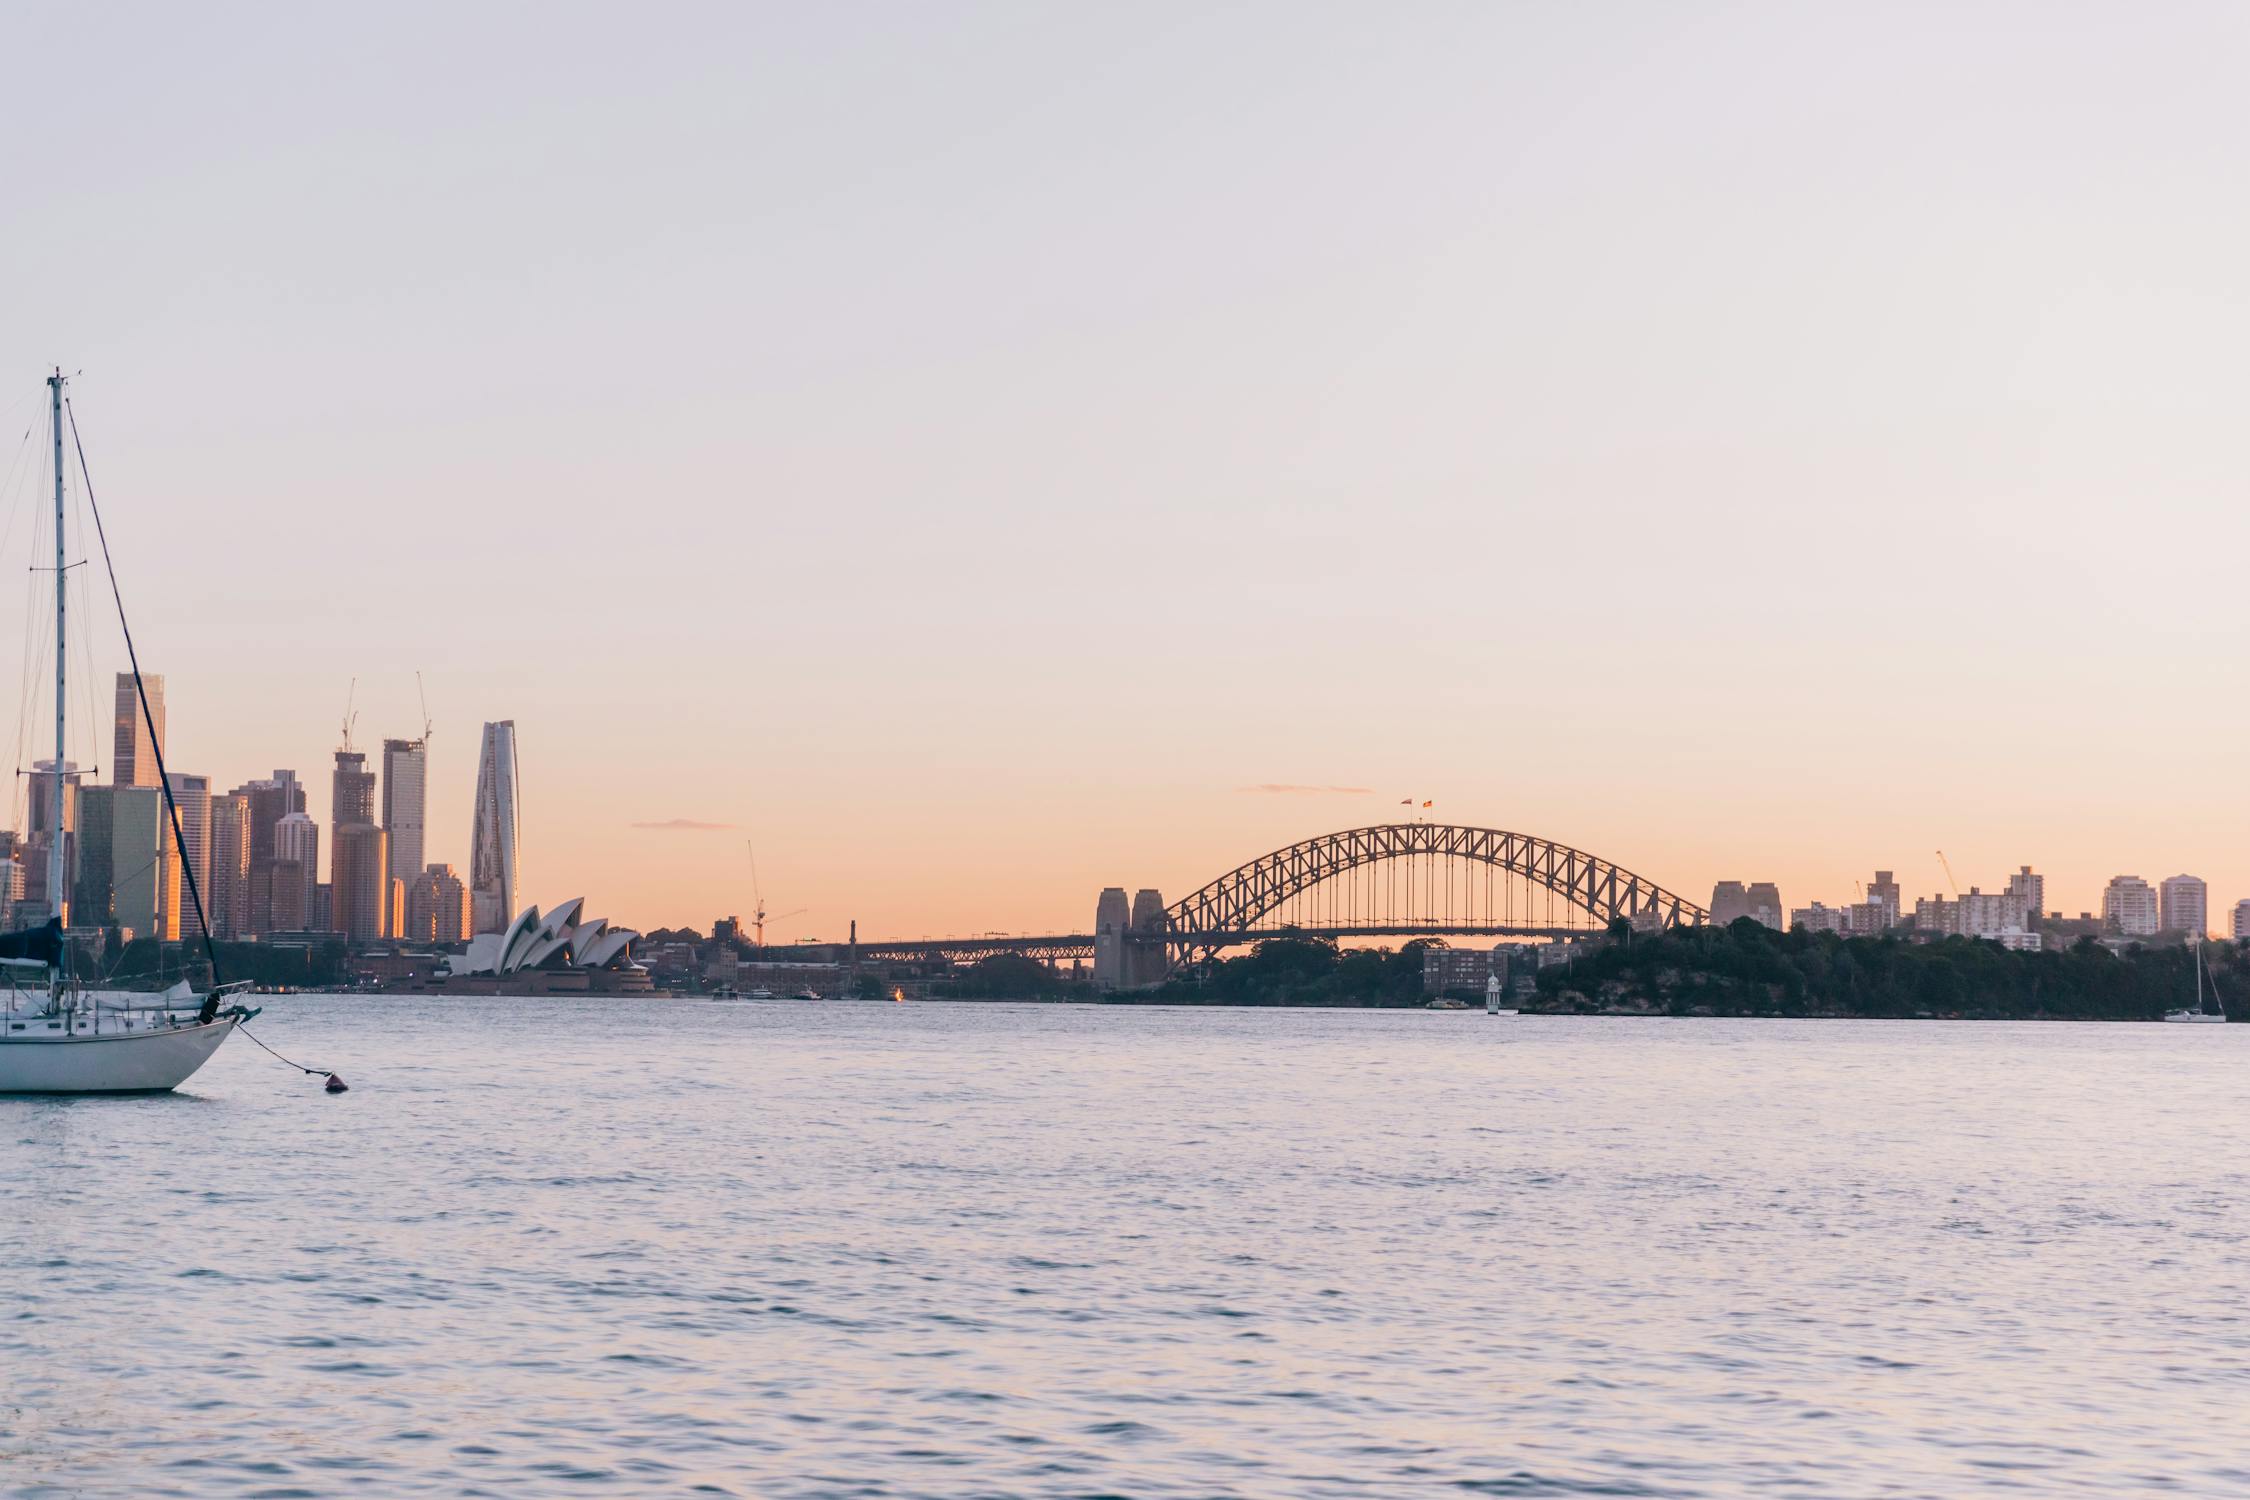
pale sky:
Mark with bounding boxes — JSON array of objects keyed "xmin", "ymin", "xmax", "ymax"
[{"xmin": 3, "ymin": 2, "xmax": 2247, "ymax": 939}]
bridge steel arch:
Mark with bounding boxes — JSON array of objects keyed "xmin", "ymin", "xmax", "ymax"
[{"xmin": 1160, "ymin": 823, "xmax": 1707, "ymax": 963}]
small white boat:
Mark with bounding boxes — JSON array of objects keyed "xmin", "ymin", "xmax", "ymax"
[{"xmin": 2165, "ymin": 940, "xmax": 2229, "ymax": 1024}]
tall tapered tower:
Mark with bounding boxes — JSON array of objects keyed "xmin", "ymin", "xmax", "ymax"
[{"xmin": 470, "ymin": 721, "xmax": 519, "ymax": 935}]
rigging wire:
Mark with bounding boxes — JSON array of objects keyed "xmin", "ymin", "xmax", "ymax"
[{"xmin": 62, "ymin": 396, "xmax": 220, "ymax": 994}]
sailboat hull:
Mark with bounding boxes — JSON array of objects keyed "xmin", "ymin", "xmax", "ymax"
[{"xmin": 0, "ymin": 1015, "xmax": 238, "ymax": 1094}]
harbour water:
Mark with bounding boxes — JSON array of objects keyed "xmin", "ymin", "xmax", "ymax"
[{"xmin": 5, "ymin": 997, "xmax": 2246, "ymax": 1497}]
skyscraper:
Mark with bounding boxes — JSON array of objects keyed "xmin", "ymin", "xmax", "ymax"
[
  {"xmin": 382, "ymin": 737, "xmax": 427, "ymax": 893},
  {"xmin": 25, "ymin": 758, "xmax": 82, "ymax": 926},
  {"xmin": 72, "ymin": 785, "xmax": 118, "ymax": 928},
  {"xmin": 470, "ymin": 721, "xmax": 519, "ymax": 935},
  {"xmin": 131, "ymin": 791, "xmax": 180, "ymax": 942},
  {"xmin": 272, "ymin": 810, "xmax": 320, "ymax": 930},
  {"xmin": 96, "ymin": 786, "xmax": 174, "ymax": 941},
  {"xmin": 332, "ymin": 822, "xmax": 390, "ymax": 943},
  {"xmin": 2160, "ymin": 874, "xmax": 2208, "ymax": 938},
  {"xmin": 112, "ymin": 673, "xmax": 165, "ymax": 788},
  {"xmin": 331, "ymin": 747, "xmax": 388, "ymax": 943},
  {"xmin": 207, "ymin": 791, "xmax": 251, "ymax": 939},
  {"xmin": 164, "ymin": 772, "xmax": 211, "ymax": 938},
  {"xmin": 332, "ymin": 748, "xmax": 376, "ymax": 828},
  {"xmin": 234, "ymin": 770, "xmax": 307, "ymax": 935}
]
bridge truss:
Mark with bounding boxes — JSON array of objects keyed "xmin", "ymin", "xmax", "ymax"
[
  {"xmin": 847, "ymin": 823, "xmax": 1706, "ymax": 979},
  {"xmin": 1161, "ymin": 823, "xmax": 1707, "ymax": 965}
]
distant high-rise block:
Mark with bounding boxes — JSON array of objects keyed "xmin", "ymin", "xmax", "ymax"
[
  {"xmin": 332, "ymin": 822, "xmax": 390, "ymax": 945},
  {"xmin": 273, "ymin": 811, "xmax": 320, "ymax": 930},
  {"xmin": 112, "ymin": 673, "xmax": 165, "ymax": 788},
  {"xmin": 105, "ymin": 787, "xmax": 173, "ymax": 941},
  {"xmin": 2005, "ymin": 866, "xmax": 2044, "ymax": 927},
  {"xmin": 266, "ymin": 858, "xmax": 309, "ymax": 931},
  {"xmin": 2232, "ymin": 899, "xmax": 2250, "ymax": 942},
  {"xmin": 332, "ymin": 748, "xmax": 376, "ymax": 829},
  {"xmin": 165, "ymin": 772, "xmax": 211, "ymax": 939},
  {"xmin": 235, "ymin": 770, "xmax": 307, "ymax": 935},
  {"xmin": 382, "ymin": 738, "xmax": 428, "ymax": 895},
  {"xmin": 405, "ymin": 863, "xmax": 471, "ymax": 944},
  {"xmin": 207, "ymin": 792, "xmax": 251, "ymax": 940},
  {"xmin": 2159, "ymin": 874, "xmax": 2207, "ymax": 938},
  {"xmin": 2103, "ymin": 876, "xmax": 2160, "ymax": 938},
  {"xmin": 72, "ymin": 785, "xmax": 119, "ymax": 927},
  {"xmin": 470, "ymin": 721, "xmax": 519, "ymax": 935}
]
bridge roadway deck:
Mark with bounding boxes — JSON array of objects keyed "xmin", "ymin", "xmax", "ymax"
[{"xmin": 845, "ymin": 922, "xmax": 1595, "ymax": 965}]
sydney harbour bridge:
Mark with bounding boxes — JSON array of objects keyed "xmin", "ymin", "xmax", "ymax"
[{"xmin": 845, "ymin": 823, "xmax": 1708, "ymax": 988}]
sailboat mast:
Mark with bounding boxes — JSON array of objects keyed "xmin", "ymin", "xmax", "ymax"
[{"xmin": 46, "ymin": 371, "xmax": 67, "ymax": 943}]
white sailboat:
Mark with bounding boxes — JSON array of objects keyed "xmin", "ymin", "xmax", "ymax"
[
  {"xmin": 2164, "ymin": 939, "xmax": 2228, "ymax": 1024},
  {"xmin": 0, "ymin": 371, "xmax": 255, "ymax": 1093}
]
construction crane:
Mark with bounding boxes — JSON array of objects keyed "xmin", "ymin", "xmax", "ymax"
[
  {"xmin": 1936, "ymin": 850, "xmax": 1961, "ymax": 898},
  {"xmin": 339, "ymin": 676, "xmax": 358, "ymax": 752},
  {"xmin": 415, "ymin": 670, "xmax": 434, "ymax": 748}
]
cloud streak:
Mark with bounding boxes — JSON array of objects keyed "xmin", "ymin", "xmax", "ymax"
[
  {"xmin": 631, "ymin": 817, "xmax": 736, "ymax": 831},
  {"xmin": 1237, "ymin": 784, "xmax": 1373, "ymax": 796}
]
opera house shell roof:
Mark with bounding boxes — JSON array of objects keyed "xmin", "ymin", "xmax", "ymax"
[{"xmin": 444, "ymin": 898, "xmax": 642, "ymax": 977}]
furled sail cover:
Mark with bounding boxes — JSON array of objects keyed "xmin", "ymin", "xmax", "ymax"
[{"xmin": 0, "ymin": 918, "xmax": 62, "ymax": 968}]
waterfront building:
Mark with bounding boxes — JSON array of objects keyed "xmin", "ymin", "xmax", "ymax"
[
  {"xmin": 2232, "ymin": 899, "xmax": 2250, "ymax": 942},
  {"xmin": 2102, "ymin": 876, "xmax": 2160, "ymax": 938},
  {"xmin": 404, "ymin": 863, "xmax": 471, "ymax": 944},
  {"xmin": 441, "ymin": 897, "xmax": 644, "ymax": 992},
  {"xmin": 382, "ymin": 737, "xmax": 427, "ymax": 894},
  {"xmin": 164, "ymin": 772, "xmax": 211, "ymax": 937},
  {"xmin": 1421, "ymin": 947, "xmax": 1493, "ymax": 996},
  {"xmin": 470, "ymin": 721, "xmax": 519, "ymax": 934},
  {"xmin": 1710, "ymin": 881, "xmax": 1784, "ymax": 929},
  {"xmin": 111, "ymin": 672, "xmax": 165, "ymax": 788},
  {"xmin": 2159, "ymin": 874, "xmax": 2207, "ymax": 938},
  {"xmin": 207, "ymin": 792, "xmax": 251, "ymax": 939}
]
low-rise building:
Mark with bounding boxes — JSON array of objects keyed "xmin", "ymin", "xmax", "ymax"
[
  {"xmin": 1421, "ymin": 947, "xmax": 1492, "ymax": 996},
  {"xmin": 1790, "ymin": 902, "xmax": 1851, "ymax": 935}
]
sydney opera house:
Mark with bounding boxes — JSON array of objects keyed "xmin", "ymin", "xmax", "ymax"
[{"xmin": 437, "ymin": 898, "xmax": 650, "ymax": 993}]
